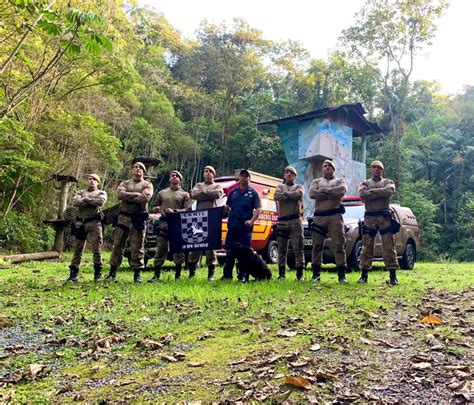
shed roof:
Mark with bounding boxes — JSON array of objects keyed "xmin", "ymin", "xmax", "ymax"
[{"xmin": 258, "ymin": 103, "xmax": 382, "ymax": 137}]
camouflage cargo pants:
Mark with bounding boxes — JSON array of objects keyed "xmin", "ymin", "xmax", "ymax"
[
  {"xmin": 154, "ymin": 222, "xmax": 185, "ymax": 268},
  {"xmin": 311, "ymin": 213, "xmax": 346, "ymax": 267},
  {"xmin": 70, "ymin": 220, "xmax": 103, "ymax": 267},
  {"xmin": 109, "ymin": 214, "xmax": 146, "ymax": 269},
  {"xmin": 359, "ymin": 215, "xmax": 399, "ymax": 270},
  {"xmin": 188, "ymin": 249, "xmax": 217, "ymax": 267},
  {"xmin": 277, "ymin": 218, "xmax": 305, "ymax": 268}
]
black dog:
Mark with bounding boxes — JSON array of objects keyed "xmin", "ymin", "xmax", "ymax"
[{"xmin": 231, "ymin": 244, "xmax": 272, "ymax": 281}]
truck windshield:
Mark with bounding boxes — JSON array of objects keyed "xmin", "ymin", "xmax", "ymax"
[{"xmin": 342, "ymin": 205, "xmax": 365, "ymax": 221}]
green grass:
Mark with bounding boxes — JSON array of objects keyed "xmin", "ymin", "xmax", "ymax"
[{"xmin": 0, "ymin": 254, "xmax": 472, "ymax": 402}]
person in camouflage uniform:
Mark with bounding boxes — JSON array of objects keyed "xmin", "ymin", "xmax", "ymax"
[
  {"xmin": 107, "ymin": 162, "xmax": 153, "ymax": 283},
  {"xmin": 188, "ymin": 166, "xmax": 223, "ymax": 281},
  {"xmin": 67, "ymin": 174, "xmax": 107, "ymax": 282},
  {"xmin": 358, "ymin": 160, "xmax": 400, "ymax": 285},
  {"xmin": 309, "ymin": 159, "xmax": 348, "ymax": 283},
  {"xmin": 274, "ymin": 165, "xmax": 305, "ymax": 280},
  {"xmin": 148, "ymin": 170, "xmax": 192, "ymax": 282}
]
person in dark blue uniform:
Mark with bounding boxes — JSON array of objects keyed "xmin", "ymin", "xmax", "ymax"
[{"xmin": 222, "ymin": 169, "xmax": 262, "ymax": 280}]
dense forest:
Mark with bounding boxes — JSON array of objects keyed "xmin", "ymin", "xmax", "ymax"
[{"xmin": 1, "ymin": 0, "xmax": 472, "ymax": 260}]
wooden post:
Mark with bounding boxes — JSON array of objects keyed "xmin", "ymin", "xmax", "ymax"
[{"xmin": 360, "ymin": 134, "xmax": 367, "ymax": 164}]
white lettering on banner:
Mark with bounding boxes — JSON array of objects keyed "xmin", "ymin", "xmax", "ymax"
[
  {"xmin": 182, "ymin": 211, "xmax": 206, "ymax": 219},
  {"xmin": 183, "ymin": 243, "xmax": 209, "ymax": 249}
]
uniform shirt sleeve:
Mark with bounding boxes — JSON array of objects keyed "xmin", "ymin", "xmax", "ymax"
[
  {"xmin": 285, "ymin": 184, "xmax": 304, "ymax": 200},
  {"xmin": 205, "ymin": 184, "xmax": 224, "ymax": 200},
  {"xmin": 252, "ymin": 190, "xmax": 262, "ymax": 209},
  {"xmin": 325, "ymin": 178, "xmax": 347, "ymax": 198},
  {"xmin": 88, "ymin": 190, "xmax": 107, "ymax": 206},
  {"xmin": 176, "ymin": 191, "xmax": 192, "ymax": 212},
  {"xmin": 134, "ymin": 182, "xmax": 153, "ymax": 203},
  {"xmin": 274, "ymin": 184, "xmax": 286, "ymax": 201},
  {"xmin": 227, "ymin": 189, "xmax": 235, "ymax": 209},
  {"xmin": 358, "ymin": 181, "xmax": 373, "ymax": 201},
  {"xmin": 377, "ymin": 179, "xmax": 395, "ymax": 197},
  {"xmin": 72, "ymin": 191, "xmax": 86, "ymax": 207},
  {"xmin": 117, "ymin": 181, "xmax": 128, "ymax": 201},
  {"xmin": 191, "ymin": 183, "xmax": 205, "ymax": 200},
  {"xmin": 309, "ymin": 179, "xmax": 327, "ymax": 199}
]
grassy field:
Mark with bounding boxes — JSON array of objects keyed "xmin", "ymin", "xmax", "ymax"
[{"xmin": 0, "ymin": 254, "xmax": 473, "ymax": 403}]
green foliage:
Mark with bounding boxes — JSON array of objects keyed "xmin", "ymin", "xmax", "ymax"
[{"xmin": 0, "ymin": 212, "xmax": 54, "ymax": 253}]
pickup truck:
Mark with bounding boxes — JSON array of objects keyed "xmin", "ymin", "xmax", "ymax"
[{"xmin": 287, "ymin": 197, "xmax": 420, "ymax": 270}]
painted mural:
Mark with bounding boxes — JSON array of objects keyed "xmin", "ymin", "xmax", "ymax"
[{"xmin": 278, "ymin": 118, "xmax": 366, "ymax": 219}]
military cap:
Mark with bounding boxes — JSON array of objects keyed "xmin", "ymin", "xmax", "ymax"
[
  {"xmin": 284, "ymin": 165, "xmax": 297, "ymax": 175},
  {"xmin": 133, "ymin": 161, "xmax": 147, "ymax": 173},
  {"xmin": 323, "ymin": 159, "xmax": 336, "ymax": 170},
  {"xmin": 204, "ymin": 165, "xmax": 216, "ymax": 176},
  {"xmin": 370, "ymin": 160, "xmax": 384, "ymax": 170},
  {"xmin": 88, "ymin": 173, "xmax": 100, "ymax": 183},
  {"xmin": 239, "ymin": 169, "xmax": 251, "ymax": 177},
  {"xmin": 170, "ymin": 170, "xmax": 183, "ymax": 181}
]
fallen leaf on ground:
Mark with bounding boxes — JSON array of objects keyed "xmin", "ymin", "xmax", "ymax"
[
  {"xmin": 411, "ymin": 362, "xmax": 432, "ymax": 371},
  {"xmin": 290, "ymin": 360, "xmax": 309, "ymax": 368},
  {"xmin": 158, "ymin": 353, "xmax": 178, "ymax": 362},
  {"xmin": 0, "ymin": 373, "xmax": 22, "ymax": 384},
  {"xmin": 278, "ymin": 329, "xmax": 298, "ymax": 337},
  {"xmin": 284, "ymin": 375, "xmax": 311, "ymax": 390},
  {"xmin": 198, "ymin": 332, "xmax": 214, "ymax": 341},
  {"xmin": 91, "ymin": 365, "xmax": 106, "ymax": 373},
  {"xmin": 188, "ymin": 361, "xmax": 206, "ymax": 367},
  {"xmin": 420, "ymin": 315, "xmax": 442, "ymax": 325},
  {"xmin": 0, "ymin": 390, "xmax": 15, "ymax": 403},
  {"xmin": 28, "ymin": 364, "xmax": 48, "ymax": 380},
  {"xmin": 55, "ymin": 384, "xmax": 72, "ymax": 395},
  {"xmin": 309, "ymin": 343, "xmax": 321, "ymax": 351},
  {"xmin": 135, "ymin": 339, "xmax": 163, "ymax": 350}
]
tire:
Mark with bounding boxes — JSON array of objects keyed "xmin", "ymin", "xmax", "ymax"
[
  {"xmin": 262, "ymin": 239, "xmax": 279, "ymax": 264},
  {"xmin": 400, "ymin": 241, "xmax": 416, "ymax": 270},
  {"xmin": 347, "ymin": 239, "xmax": 362, "ymax": 270}
]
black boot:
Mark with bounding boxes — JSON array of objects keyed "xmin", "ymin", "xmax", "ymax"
[
  {"xmin": 175, "ymin": 264, "xmax": 182, "ymax": 280},
  {"xmin": 93, "ymin": 264, "xmax": 102, "ymax": 282},
  {"xmin": 188, "ymin": 262, "xmax": 197, "ymax": 279},
  {"xmin": 278, "ymin": 266, "xmax": 286, "ymax": 279},
  {"xmin": 337, "ymin": 265, "xmax": 348, "ymax": 284},
  {"xmin": 148, "ymin": 267, "xmax": 161, "ymax": 283},
  {"xmin": 66, "ymin": 265, "xmax": 79, "ymax": 283},
  {"xmin": 311, "ymin": 263, "xmax": 320, "ymax": 282},
  {"xmin": 133, "ymin": 269, "xmax": 142, "ymax": 283},
  {"xmin": 389, "ymin": 269, "xmax": 399, "ymax": 285},
  {"xmin": 357, "ymin": 268, "xmax": 369, "ymax": 283},
  {"xmin": 106, "ymin": 266, "xmax": 117, "ymax": 281},
  {"xmin": 207, "ymin": 265, "xmax": 215, "ymax": 281},
  {"xmin": 296, "ymin": 266, "xmax": 305, "ymax": 281}
]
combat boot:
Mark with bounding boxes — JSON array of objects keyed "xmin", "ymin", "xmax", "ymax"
[
  {"xmin": 175, "ymin": 264, "xmax": 182, "ymax": 280},
  {"xmin": 106, "ymin": 265, "xmax": 117, "ymax": 282},
  {"xmin": 93, "ymin": 264, "xmax": 103, "ymax": 282},
  {"xmin": 278, "ymin": 266, "xmax": 286, "ymax": 279},
  {"xmin": 148, "ymin": 266, "xmax": 161, "ymax": 283},
  {"xmin": 207, "ymin": 265, "xmax": 215, "ymax": 281},
  {"xmin": 188, "ymin": 262, "xmax": 197, "ymax": 279},
  {"xmin": 389, "ymin": 269, "xmax": 399, "ymax": 285},
  {"xmin": 311, "ymin": 263, "xmax": 320, "ymax": 282},
  {"xmin": 133, "ymin": 269, "xmax": 142, "ymax": 283},
  {"xmin": 337, "ymin": 265, "xmax": 348, "ymax": 284},
  {"xmin": 357, "ymin": 268, "xmax": 369, "ymax": 283},
  {"xmin": 296, "ymin": 266, "xmax": 305, "ymax": 281},
  {"xmin": 66, "ymin": 265, "xmax": 79, "ymax": 283}
]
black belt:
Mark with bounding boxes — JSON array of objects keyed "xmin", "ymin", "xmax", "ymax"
[
  {"xmin": 365, "ymin": 209, "xmax": 390, "ymax": 217},
  {"xmin": 120, "ymin": 210, "xmax": 148, "ymax": 217},
  {"xmin": 278, "ymin": 214, "xmax": 300, "ymax": 221},
  {"xmin": 77, "ymin": 214, "xmax": 101, "ymax": 223},
  {"xmin": 313, "ymin": 205, "xmax": 345, "ymax": 217}
]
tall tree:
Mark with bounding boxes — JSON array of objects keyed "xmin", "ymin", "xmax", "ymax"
[{"xmin": 339, "ymin": 0, "xmax": 447, "ymax": 192}]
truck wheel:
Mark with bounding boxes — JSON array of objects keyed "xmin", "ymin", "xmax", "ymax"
[
  {"xmin": 262, "ymin": 239, "xmax": 278, "ymax": 264},
  {"xmin": 400, "ymin": 241, "xmax": 416, "ymax": 270},
  {"xmin": 347, "ymin": 239, "xmax": 362, "ymax": 270}
]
